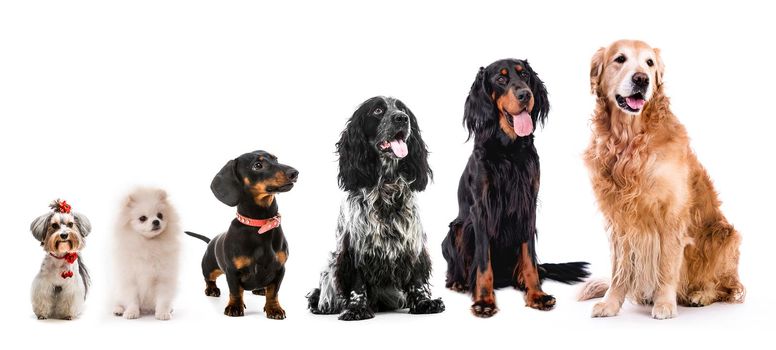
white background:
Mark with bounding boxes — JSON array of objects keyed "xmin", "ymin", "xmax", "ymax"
[{"xmin": 1, "ymin": 1, "xmax": 774, "ymax": 349}]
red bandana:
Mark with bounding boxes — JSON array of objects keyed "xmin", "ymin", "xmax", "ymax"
[
  {"xmin": 236, "ymin": 213, "xmax": 281, "ymax": 234},
  {"xmin": 50, "ymin": 252, "xmax": 78, "ymax": 279}
]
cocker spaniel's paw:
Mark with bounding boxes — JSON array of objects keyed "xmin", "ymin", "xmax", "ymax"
[
  {"xmin": 338, "ymin": 307, "xmax": 374, "ymax": 321},
  {"xmin": 409, "ymin": 298, "xmax": 445, "ymax": 314},
  {"xmin": 471, "ymin": 301, "xmax": 498, "ymax": 318}
]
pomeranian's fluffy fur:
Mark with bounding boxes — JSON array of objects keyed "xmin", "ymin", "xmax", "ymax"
[{"xmin": 112, "ymin": 187, "xmax": 181, "ymax": 320}]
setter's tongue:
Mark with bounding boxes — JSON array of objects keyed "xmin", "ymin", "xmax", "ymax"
[
  {"xmin": 389, "ymin": 139, "xmax": 408, "ymax": 158},
  {"xmin": 513, "ymin": 111, "xmax": 533, "ymax": 137}
]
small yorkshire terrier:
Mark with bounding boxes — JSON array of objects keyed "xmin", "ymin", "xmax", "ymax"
[{"xmin": 30, "ymin": 199, "xmax": 91, "ymax": 320}]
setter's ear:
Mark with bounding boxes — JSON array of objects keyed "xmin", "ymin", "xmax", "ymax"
[
  {"xmin": 463, "ymin": 67, "xmax": 496, "ymax": 141},
  {"xmin": 590, "ymin": 47, "xmax": 605, "ymax": 95}
]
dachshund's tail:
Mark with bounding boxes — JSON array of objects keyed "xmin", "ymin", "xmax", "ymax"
[
  {"xmin": 538, "ymin": 262, "xmax": 591, "ymax": 284},
  {"xmin": 184, "ymin": 231, "xmax": 211, "ymax": 243}
]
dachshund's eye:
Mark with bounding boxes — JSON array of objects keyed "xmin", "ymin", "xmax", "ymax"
[
  {"xmin": 646, "ymin": 59, "xmax": 654, "ymax": 67},
  {"xmin": 252, "ymin": 162, "xmax": 263, "ymax": 171},
  {"xmin": 373, "ymin": 108, "xmax": 383, "ymax": 115},
  {"xmin": 51, "ymin": 223, "xmax": 60, "ymax": 230},
  {"xmin": 614, "ymin": 55, "xmax": 626, "ymax": 63},
  {"xmin": 139, "ymin": 216, "xmax": 147, "ymax": 222},
  {"xmin": 496, "ymin": 76, "xmax": 508, "ymax": 84},
  {"xmin": 67, "ymin": 222, "xmax": 74, "ymax": 228},
  {"xmin": 157, "ymin": 213, "xmax": 163, "ymax": 220}
]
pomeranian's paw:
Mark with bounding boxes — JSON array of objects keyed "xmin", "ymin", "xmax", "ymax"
[
  {"xmin": 113, "ymin": 305, "xmax": 125, "ymax": 316},
  {"xmin": 123, "ymin": 306, "xmax": 140, "ymax": 320},
  {"xmin": 155, "ymin": 309, "xmax": 173, "ymax": 321}
]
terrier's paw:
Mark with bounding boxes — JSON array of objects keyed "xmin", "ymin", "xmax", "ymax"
[
  {"xmin": 471, "ymin": 301, "xmax": 498, "ymax": 318},
  {"xmin": 591, "ymin": 301, "xmax": 620, "ymax": 318},
  {"xmin": 123, "ymin": 308, "xmax": 140, "ymax": 320},
  {"xmin": 113, "ymin": 305, "xmax": 125, "ymax": 316},
  {"xmin": 409, "ymin": 298, "xmax": 445, "ymax": 314},
  {"xmin": 155, "ymin": 310, "xmax": 173, "ymax": 321},
  {"xmin": 205, "ymin": 286, "xmax": 221, "ymax": 297},
  {"xmin": 36, "ymin": 315, "xmax": 47, "ymax": 320},
  {"xmin": 224, "ymin": 303, "xmax": 245, "ymax": 317},
  {"xmin": 651, "ymin": 302, "xmax": 677, "ymax": 320},
  {"xmin": 526, "ymin": 293, "xmax": 556, "ymax": 311},
  {"xmin": 264, "ymin": 305, "xmax": 286, "ymax": 320},
  {"xmin": 338, "ymin": 307, "xmax": 374, "ymax": 321},
  {"xmin": 62, "ymin": 316, "xmax": 73, "ymax": 321}
]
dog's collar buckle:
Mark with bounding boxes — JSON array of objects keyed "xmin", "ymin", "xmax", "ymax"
[
  {"xmin": 236, "ymin": 213, "xmax": 281, "ymax": 234},
  {"xmin": 50, "ymin": 252, "xmax": 78, "ymax": 264}
]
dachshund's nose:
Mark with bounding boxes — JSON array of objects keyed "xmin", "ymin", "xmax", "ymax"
[
  {"xmin": 632, "ymin": 72, "xmax": 649, "ymax": 87},
  {"xmin": 516, "ymin": 89, "xmax": 532, "ymax": 103},
  {"xmin": 59, "ymin": 233, "xmax": 68, "ymax": 240},
  {"xmin": 392, "ymin": 114, "xmax": 408, "ymax": 124},
  {"xmin": 286, "ymin": 168, "xmax": 299, "ymax": 181}
]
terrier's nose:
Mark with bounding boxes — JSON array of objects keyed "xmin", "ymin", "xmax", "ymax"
[
  {"xmin": 632, "ymin": 72, "xmax": 649, "ymax": 87},
  {"xmin": 59, "ymin": 233, "xmax": 68, "ymax": 240}
]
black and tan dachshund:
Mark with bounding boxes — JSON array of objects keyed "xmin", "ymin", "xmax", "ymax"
[
  {"xmin": 186, "ymin": 150, "xmax": 298, "ymax": 319},
  {"xmin": 442, "ymin": 59, "xmax": 589, "ymax": 318}
]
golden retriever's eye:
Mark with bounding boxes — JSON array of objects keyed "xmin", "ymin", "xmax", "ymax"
[
  {"xmin": 614, "ymin": 55, "xmax": 626, "ymax": 63},
  {"xmin": 647, "ymin": 59, "xmax": 654, "ymax": 67},
  {"xmin": 373, "ymin": 107, "xmax": 383, "ymax": 115},
  {"xmin": 496, "ymin": 76, "xmax": 508, "ymax": 84}
]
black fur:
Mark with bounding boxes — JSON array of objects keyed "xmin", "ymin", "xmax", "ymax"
[
  {"xmin": 308, "ymin": 96, "xmax": 444, "ymax": 320},
  {"xmin": 186, "ymin": 150, "xmax": 298, "ymax": 319},
  {"xmin": 442, "ymin": 59, "xmax": 589, "ymax": 317}
]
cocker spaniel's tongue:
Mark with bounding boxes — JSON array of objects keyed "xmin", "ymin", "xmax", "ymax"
[
  {"xmin": 626, "ymin": 96, "xmax": 645, "ymax": 110},
  {"xmin": 513, "ymin": 111, "xmax": 533, "ymax": 137},
  {"xmin": 390, "ymin": 139, "xmax": 408, "ymax": 158}
]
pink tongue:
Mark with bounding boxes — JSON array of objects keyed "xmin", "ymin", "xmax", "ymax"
[
  {"xmin": 626, "ymin": 97, "xmax": 645, "ymax": 110},
  {"xmin": 513, "ymin": 111, "xmax": 533, "ymax": 137},
  {"xmin": 390, "ymin": 139, "xmax": 409, "ymax": 158}
]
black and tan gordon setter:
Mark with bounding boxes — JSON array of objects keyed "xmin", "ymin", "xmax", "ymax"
[{"xmin": 442, "ymin": 59, "xmax": 589, "ymax": 318}]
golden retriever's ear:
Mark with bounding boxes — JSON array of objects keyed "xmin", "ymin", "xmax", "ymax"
[
  {"xmin": 590, "ymin": 47, "xmax": 605, "ymax": 95},
  {"xmin": 653, "ymin": 48, "xmax": 665, "ymax": 87}
]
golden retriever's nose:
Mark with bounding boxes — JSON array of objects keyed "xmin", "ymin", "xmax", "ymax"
[{"xmin": 632, "ymin": 72, "xmax": 649, "ymax": 88}]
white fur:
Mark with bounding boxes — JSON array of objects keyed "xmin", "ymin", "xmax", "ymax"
[
  {"xmin": 31, "ymin": 255, "xmax": 85, "ymax": 319},
  {"xmin": 112, "ymin": 187, "xmax": 181, "ymax": 320}
]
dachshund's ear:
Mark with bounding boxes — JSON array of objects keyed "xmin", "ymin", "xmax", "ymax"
[
  {"xmin": 30, "ymin": 213, "xmax": 52, "ymax": 242},
  {"xmin": 590, "ymin": 47, "xmax": 605, "ymax": 95},
  {"xmin": 336, "ymin": 110, "xmax": 379, "ymax": 191},
  {"xmin": 401, "ymin": 107, "xmax": 432, "ymax": 192},
  {"xmin": 653, "ymin": 48, "xmax": 665, "ymax": 87},
  {"xmin": 210, "ymin": 158, "xmax": 242, "ymax": 207},
  {"xmin": 464, "ymin": 67, "xmax": 496, "ymax": 140},
  {"xmin": 524, "ymin": 61, "xmax": 550, "ymax": 127},
  {"xmin": 72, "ymin": 212, "xmax": 92, "ymax": 237}
]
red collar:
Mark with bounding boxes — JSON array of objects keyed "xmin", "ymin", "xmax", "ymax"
[
  {"xmin": 50, "ymin": 252, "xmax": 78, "ymax": 264},
  {"xmin": 236, "ymin": 213, "xmax": 281, "ymax": 234}
]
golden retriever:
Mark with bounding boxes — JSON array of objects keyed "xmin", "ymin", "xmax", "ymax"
[{"xmin": 578, "ymin": 39, "xmax": 744, "ymax": 319}]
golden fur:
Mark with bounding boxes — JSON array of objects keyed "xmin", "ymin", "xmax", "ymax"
[{"xmin": 580, "ymin": 40, "xmax": 744, "ymax": 319}]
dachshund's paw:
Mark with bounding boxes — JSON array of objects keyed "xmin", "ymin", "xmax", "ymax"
[
  {"xmin": 338, "ymin": 307, "xmax": 374, "ymax": 321},
  {"xmin": 224, "ymin": 303, "xmax": 245, "ymax": 317},
  {"xmin": 651, "ymin": 302, "xmax": 677, "ymax": 320},
  {"xmin": 113, "ymin": 305, "xmax": 125, "ymax": 316},
  {"xmin": 591, "ymin": 301, "xmax": 620, "ymax": 317},
  {"xmin": 410, "ymin": 298, "xmax": 445, "ymax": 314},
  {"xmin": 471, "ymin": 301, "xmax": 498, "ymax": 318},
  {"xmin": 526, "ymin": 293, "xmax": 556, "ymax": 311},
  {"xmin": 252, "ymin": 288, "xmax": 266, "ymax": 296},
  {"xmin": 687, "ymin": 290, "xmax": 716, "ymax": 307},
  {"xmin": 205, "ymin": 286, "xmax": 221, "ymax": 297},
  {"xmin": 447, "ymin": 282, "xmax": 468, "ymax": 293},
  {"xmin": 123, "ymin": 307, "xmax": 140, "ymax": 320},
  {"xmin": 264, "ymin": 305, "xmax": 286, "ymax": 320}
]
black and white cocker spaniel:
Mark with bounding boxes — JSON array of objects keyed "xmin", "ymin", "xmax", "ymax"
[{"xmin": 307, "ymin": 96, "xmax": 445, "ymax": 321}]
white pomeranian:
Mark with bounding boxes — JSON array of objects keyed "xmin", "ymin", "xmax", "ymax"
[{"xmin": 112, "ymin": 187, "xmax": 181, "ymax": 320}]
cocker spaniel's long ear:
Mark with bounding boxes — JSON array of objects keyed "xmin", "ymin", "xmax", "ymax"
[
  {"xmin": 30, "ymin": 213, "xmax": 53, "ymax": 242},
  {"xmin": 653, "ymin": 48, "xmax": 665, "ymax": 88},
  {"xmin": 524, "ymin": 60, "xmax": 550, "ymax": 127},
  {"xmin": 400, "ymin": 106, "xmax": 432, "ymax": 192},
  {"xmin": 210, "ymin": 158, "xmax": 242, "ymax": 207},
  {"xmin": 72, "ymin": 212, "xmax": 92, "ymax": 237},
  {"xmin": 463, "ymin": 67, "xmax": 496, "ymax": 140},
  {"xmin": 590, "ymin": 47, "xmax": 605, "ymax": 95},
  {"xmin": 336, "ymin": 106, "xmax": 379, "ymax": 191}
]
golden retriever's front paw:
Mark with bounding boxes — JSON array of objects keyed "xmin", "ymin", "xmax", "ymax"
[
  {"xmin": 591, "ymin": 301, "xmax": 620, "ymax": 317},
  {"xmin": 688, "ymin": 290, "xmax": 716, "ymax": 307},
  {"xmin": 651, "ymin": 302, "xmax": 677, "ymax": 320}
]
